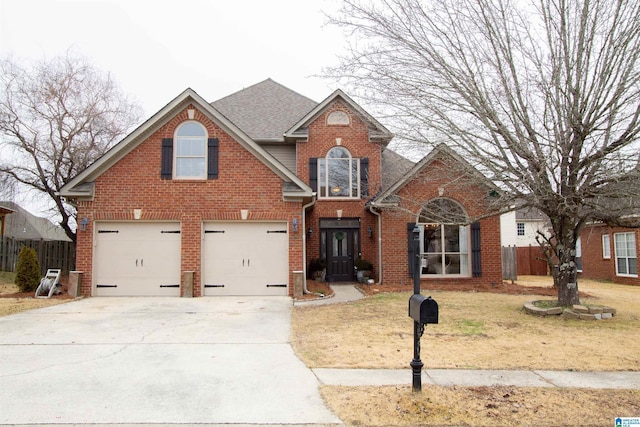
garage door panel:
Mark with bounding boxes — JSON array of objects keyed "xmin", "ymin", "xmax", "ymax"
[
  {"xmin": 94, "ymin": 222, "xmax": 181, "ymax": 296},
  {"xmin": 203, "ymin": 222, "xmax": 288, "ymax": 296}
]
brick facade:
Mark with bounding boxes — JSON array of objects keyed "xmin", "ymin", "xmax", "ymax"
[
  {"xmin": 75, "ymin": 105, "xmax": 303, "ymax": 296},
  {"xmin": 67, "ymin": 85, "xmax": 506, "ymax": 296},
  {"xmin": 376, "ymin": 157, "xmax": 503, "ymax": 288},
  {"xmin": 580, "ymin": 224, "xmax": 639, "ymax": 286},
  {"xmin": 300, "ymin": 100, "xmax": 383, "ymax": 279}
]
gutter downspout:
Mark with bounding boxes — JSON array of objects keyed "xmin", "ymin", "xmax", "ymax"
[
  {"xmin": 302, "ymin": 194, "xmax": 318, "ymax": 294},
  {"xmin": 369, "ymin": 204, "xmax": 383, "ymax": 285}
]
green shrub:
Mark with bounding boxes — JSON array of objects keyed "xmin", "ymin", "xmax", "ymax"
[{"xmin": 15, "ymin": 247, "xmax": 40, "ymax": 292}]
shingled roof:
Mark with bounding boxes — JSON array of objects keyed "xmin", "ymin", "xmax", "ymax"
[
  {"xmin": 0, "ymin": 201, "xmax": 71, "ymax": 241},
  {"xmin": 211, "ymin": 78, "xmax": 318, "ymax": 142}
]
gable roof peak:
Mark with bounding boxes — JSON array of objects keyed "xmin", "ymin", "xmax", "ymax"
[{"xmin": 284, "ymin": 88, "xmax": 393, "ymax": 143}]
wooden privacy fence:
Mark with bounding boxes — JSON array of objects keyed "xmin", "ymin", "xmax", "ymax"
[
  {"xmin": 502, "ymin": 246, "xmax": 517, "ymax": 281},
  {"xmin": 517, "ymin": 245, "xmax": 549, "ymax": 276},
  {"xmin": 0, "ymin": 236, "xmax": 75, "ymax": 276}
]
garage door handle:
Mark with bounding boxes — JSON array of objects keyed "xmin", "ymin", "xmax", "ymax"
[
  {"xmin": 141, "ymin": 259, "xmax": 143, "ymax": 267},
  {"xmin": 248, "ymin": 259, "xmax": 250, "ymax": 267},
  {"xmin": 136, "ymin": 259, "xmax": 138, "ymax": 267}
]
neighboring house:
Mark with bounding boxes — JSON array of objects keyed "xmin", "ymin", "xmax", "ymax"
[
  {"xmin": 0, "ymin": 201, "xmax": 71, "ymax": 241},
  {"xmin": 514, "ymin": 207, "xmax": 551, "ymax": 247},
  {"xmin": 579, "ymin": 223, "xmax": 639, "ymax": 286},
  {"xmin": 0, "ymin": 205, "xmax": 13, "ymax": 237},
  {"xmin": 59, "ymin": 79, "xmax": 504, "ymax": 297}
]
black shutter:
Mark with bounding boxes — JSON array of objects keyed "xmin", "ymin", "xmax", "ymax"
[
  {"xmin": 360, "ymin": 157, "xmax": 369, "ymax": 197},
  {"xmin": 471, "ymin": 221, "xmax": 482, "ymax": 277},
  {"xmin": 207, "ymin": 138, "xmax": 219, "ymax": 179},
  {"xmin": 408, "ymin": 222, "xmax": 417, "ymax": 277},
  {"xmin": 309, "ymin": 158, "xmax": 318, "ymax": 192},
  {"xmin": 161, "ymin": 138, "xmax": 173, "ymax": 179}
]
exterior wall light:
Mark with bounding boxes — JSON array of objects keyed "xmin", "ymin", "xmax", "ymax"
[
  {"xmin": 80, "ymin": 217, "xmax": 89, "ymax": 231},
  {"xmin": 368, "ymin": 226, "xmax": 373, "ymax": 238},
  {"xmin": 292, "ymin": 218, "xmax": 298, "ymax": 232},
  {"xmin": 307, "ymin": 227, "xmax": 313, "ymax": 238}
]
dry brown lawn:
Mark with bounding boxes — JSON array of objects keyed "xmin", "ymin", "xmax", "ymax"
[
  {"xmin": 2, "ymin": 272, "xmax": 638, "ymax": 426},
  {"xmin": 292, "ymin": 276, "xmax": 640, "ymax": 426},
  {"xmin": 0, "ymin": 273, "xmax": 74, "ymax": 316}
]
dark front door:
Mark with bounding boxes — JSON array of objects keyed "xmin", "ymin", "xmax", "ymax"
[{"xmin": 327, "ymin": 229, "xmax": 355, "ymax": 281}]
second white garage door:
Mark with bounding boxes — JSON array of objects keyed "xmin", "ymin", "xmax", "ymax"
[{"xmin": 202, "ymin": 222, "xmax": 289, "ymax": 296}]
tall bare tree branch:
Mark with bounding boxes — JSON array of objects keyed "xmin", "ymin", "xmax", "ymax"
[
  {"xmin": 0, "ymin": 51, "xmax": 142, "ymax": 242},
  {"xmin": 326, "ymin": 0, "xmax": 640, "ymax": 305}
]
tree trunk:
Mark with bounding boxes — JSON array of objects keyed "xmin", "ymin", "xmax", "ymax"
[{"xmin": 552, "ymin": 222, "xmax": 581, "ymax": 306}]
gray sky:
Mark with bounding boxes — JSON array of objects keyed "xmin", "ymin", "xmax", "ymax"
[
  {"xmin": 0, "ymin": 0, "xmax": 348, "ymax": 215},
  {"xmin": 0, "ymin": 0, "xmax": 345, "ymax": 114}
]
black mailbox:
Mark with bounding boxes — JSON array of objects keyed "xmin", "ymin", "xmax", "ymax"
[{"xmin": 408, "ymin": 294, "xmax": 438, "ymax": 324}]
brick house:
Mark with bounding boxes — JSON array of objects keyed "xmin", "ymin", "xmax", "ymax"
[
  {"xmin": 578, "ymin": 224, "xmax": 639, "ymax": 286},
  {"xmin": 60, "ymin": 79, "xmax": 503, "ymax": 297}
]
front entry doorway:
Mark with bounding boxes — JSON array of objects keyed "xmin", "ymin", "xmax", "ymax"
[{"xmin": 320, "ymin": 219, "xmax": 360, "ymax": 282}]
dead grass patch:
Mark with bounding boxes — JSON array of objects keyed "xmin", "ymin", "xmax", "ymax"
[
  {"xmin": 295, "ymin": 276, "xmax": 640, "ymax": 426},
  {"xmin": 292, "ymin": 276, "xmax": 640, "ymax": 371},
  {"xmin": 321, "ymin": 385, "xmax": 640, "ymax": 427},
  {"xmin": 0, "ymin": 279, "xmax": 75, "ymax": 317}
]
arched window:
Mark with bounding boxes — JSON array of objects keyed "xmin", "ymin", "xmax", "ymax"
[
  {"xmin": 327, "ymin": 110, "xmax": 350, "ymax": 125},
  {"xmin": 418, "ymin": 198, "xmax": 470, "ymax": 276},
  {"xmin": 318, "ymin": 147, "xmax": 360, "ymax": 198},
  {"xmin": 174, "ymin": 122, "xmax": 207, "ymax": 179}
]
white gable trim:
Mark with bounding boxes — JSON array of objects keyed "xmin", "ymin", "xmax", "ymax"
[
  {"xmin": 284, "ymin": 89, "xmax": 393, "ymax": 143},
  {"xmin": 60, "ymin": 88, "xmax": 312, "ymax": 199}
]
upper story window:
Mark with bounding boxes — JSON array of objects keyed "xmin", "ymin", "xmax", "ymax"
[
  {"xmin": 175, "ymin": 122, "xmax": 207, "ymax": 179},
  {"xmin": 517, "ymin": 222, "xmax": 525, "ymax": 236},
  {"xmin": 318, "ymin": 147, "xmax": 360, "ymax": 199},
  {"xmin": 418, "ymin": 198, "xmax": 470, "ymax": 277}
]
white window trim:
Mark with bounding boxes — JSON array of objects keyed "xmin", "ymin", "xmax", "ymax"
[
  {"xmin": 418, "ymin": 223, "xmax": 471, "ymax": 278},
  {"xmin": 318, "ymin": 147, "xmax": 361, "ymax": 199},
  {"xmin": 174, "ymin": 121, "xmax": 207, "ymax": 180},
  {"xmin": 614, "ymin": 232, "xmax": 638, "ymax": 277},
  {"xmin": 602, "ymin": 234, "xmax": 611, "ymax": 259}
]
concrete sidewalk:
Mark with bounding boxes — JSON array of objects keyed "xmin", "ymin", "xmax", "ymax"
[
  {"xmin": 294, "ymin": 282, "xmax": 365, "ymax": 306},
  {"xmin": 313, "ymin": 368, "xmax": 640, "ymax": 389}
]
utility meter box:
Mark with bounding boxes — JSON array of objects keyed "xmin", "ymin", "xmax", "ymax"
[{"xmin": 408, "ymin": 294, "xmax": 439, "ymax": 324}]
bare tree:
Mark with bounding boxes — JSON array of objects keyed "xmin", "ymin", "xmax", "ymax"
[
  {"xmin": 327, "ymin": 0, "xmax": 640, "ymax": 305},
  {"xmin": 0, "ymin": 52, "xmax": 142, "ymax": 242},
  {"xmin": 0, "ymin": 172, "xmax": 16, "ymax": 200}
]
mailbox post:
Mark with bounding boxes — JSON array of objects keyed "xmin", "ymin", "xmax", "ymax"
[{"xmin": 408, "ymin": 225, "xmax": 439, "ymax": 392}]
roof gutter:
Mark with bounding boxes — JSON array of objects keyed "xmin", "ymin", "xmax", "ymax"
[
  {"xmin": 302, "ymin": 194, "xmax": 319, "ymax": 295},
  {"xmin": 369, "ymin": 204, "xmax": 383, "ymax": 285}
]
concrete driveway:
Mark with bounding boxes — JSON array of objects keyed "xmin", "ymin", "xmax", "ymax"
[{"xmin": 0, "ymin": 297, "xmax": 341, "ymax": 425}]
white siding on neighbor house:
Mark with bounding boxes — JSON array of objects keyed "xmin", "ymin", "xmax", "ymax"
[
  {"xmin": 262, "ymin": 144, "xmax": 297, "ymax": 173},
  {"xmin": 516, "ymin": 220, "xmax": 549, "ymax": 246},
  {"xmin": 500, "ymin": 211, "xmax": 517, "ymax": 247}
]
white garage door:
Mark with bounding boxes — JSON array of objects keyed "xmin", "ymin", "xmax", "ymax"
[
  {"xmin": 202, "ymin": 222, "xmax": 289, "ymax": 296},
  {"xmin": 94, "ymin": 222, "xmax": 181, "ymax": 296}
]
